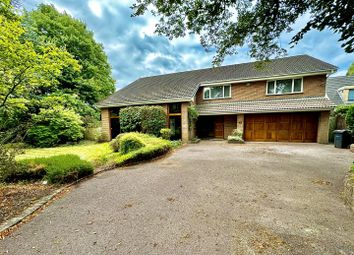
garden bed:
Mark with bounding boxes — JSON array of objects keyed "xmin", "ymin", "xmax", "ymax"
[{"xmin": 0, "ymin": 183, "xmax": 60, "ymax": 224}]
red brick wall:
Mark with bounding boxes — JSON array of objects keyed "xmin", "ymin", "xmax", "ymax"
[{"xmin": 196, "ymin": 75, "xmax": 326, "ymax": 104}]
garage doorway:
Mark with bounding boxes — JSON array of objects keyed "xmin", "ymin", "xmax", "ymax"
[{"xmin": 244, "ymin": 112, "xmax": 318, "ymax": 142}]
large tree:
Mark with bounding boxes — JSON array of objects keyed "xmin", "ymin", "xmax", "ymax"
[
  {"xmin": 23, "ymin": 4, "xmax": 115, "ymax": 105},
  {"xmin": 0, "ymin": 9, "xmax": 79, "ymax": 139},
  {"xmin": 132, "ymin": 0, "xmax": 354, "ymax": 65}
]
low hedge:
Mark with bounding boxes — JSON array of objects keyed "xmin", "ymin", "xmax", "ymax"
[
  {"xmin": 111, "ymin": 133, "xmax": 172, "ymax": 166},
  {"xmin": 119, "ymin": 133, "xmax": 145, "ymax": 154},
  {"xmin": 18, "ymin": 154, "xmax": 93, "ymax": 184}
]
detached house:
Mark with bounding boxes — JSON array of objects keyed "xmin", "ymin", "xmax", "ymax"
[{"xmin": 98, "ymin": 54, "xmax": 349, "ymax": 144}]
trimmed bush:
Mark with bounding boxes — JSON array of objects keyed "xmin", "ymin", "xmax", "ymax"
[
  {"xmin": 119, "ymin": 106, "xmax": 166, "ymax": 136},
  {"xmin": 140, "ymin": 106, "xmax": 166, "ymax": 136},
  {"xmin": 112, "ymin": 133, "xmax": 172, "ymax": 166},
  {"xmin": 27, "ymin": 107, "xmax": 84, "ymax": 147},
  {"xmin": 119, "ymin": 107, "xmax": 142, "ymax": 133},
  {"xmin": 160, "ymin": 128, "xmax": 172, "ymax": 140},
  {"xmin": 19, "ymin": 154, "xmax": 93, "ymax": 183},
  {"xmin": 110, "ymin": 133, "xmax": 124, "ymax": 152},
  {"xmin": 119, "ymin": 133, "xmax": 145, "ymax": 154}
]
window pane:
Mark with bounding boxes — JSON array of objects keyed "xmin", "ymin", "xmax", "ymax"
[
  {"xmin": 294, "ymin": 79, "xmax": 302, "ymax": 92},
  {"xmin": 276, "ymin": 79, "xmax": 292, "ymax": 94},
  {"xmin": 204, "ymin": 88, "xmax": 210, "ymax": 99},
  {"xmin": 210, "ymin": 86, "xmax": 223, "ymax": 98},
  {"xmin": 224, "ymin": 85, "xmax": 231, "ymax": 97},
  {"xmin": 267, "ymin": 81, "xmax": 275, "ymax": 94},
  {"xmin": 169, "ymin": 103, "xmax": 181, "ymax": 113},
  {"xmin": 349, "ymin": 89, "xmax": 354, "ymax": 101}
]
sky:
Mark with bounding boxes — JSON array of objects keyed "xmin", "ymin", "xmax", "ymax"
[{"xmin": 24, "ymin": 0, "xmax": 353, "ymax": 90}]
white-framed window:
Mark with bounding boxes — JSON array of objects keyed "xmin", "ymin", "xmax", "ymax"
[
  {"xmin": 203, "ymin": 85, "xmax": 231, "ymax": 100},
  {"xmin": 266, "ymin": 78, "xmax": 303, "ymax": 95}
]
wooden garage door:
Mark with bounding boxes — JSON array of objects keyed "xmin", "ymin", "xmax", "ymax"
[{"xmin": 245, "ymin": 113, "xmax": 318, "ymax": 142}]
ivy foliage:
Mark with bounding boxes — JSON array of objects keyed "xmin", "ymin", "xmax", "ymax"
[
  {"xmin": 120, "ymin": 106, "xmax": 167, "ymax": 136},
  {"xmin": 345, "ymin": 105, "xmax": 354, "ymax": 133}
]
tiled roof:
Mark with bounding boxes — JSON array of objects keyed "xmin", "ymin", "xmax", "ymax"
[
  {"xmin": 196, "ymin": 97, "xmax": 335, "ymax": 115},
  {"xmin": 326, "ymin": 75, "xmax": 354, "ymax": 105},
  {"xmin": 97, "ymin": 55, "xmax": 337, "ymax": 108}
]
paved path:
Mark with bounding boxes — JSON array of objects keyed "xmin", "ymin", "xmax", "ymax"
[{"xmin": 1, "ymin": 142, "xmax": 354, "ymax": 254}]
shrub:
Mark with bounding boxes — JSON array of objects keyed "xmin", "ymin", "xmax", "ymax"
[
  {"xmin": 345, "ymin": 105, "xmax": 354, "ymax": 133},
  {"xmin": 27, "ymin": 107, "xmax": 84, "ymax": 147},
  {"xmin": 119, "ymin": 107, "xmax": 142, "ymax": 133},
  {"xmin": 0, "ymin": 144, "xmax": 27, "ymax": 182},
  {"xmin": 19, "ymin": 154, "xmax": 93, "ymax": 184},
  {"xmin": 114, "ymin": 133, "xmax": 172, "ymax": 166},
  {"xmin": 160, "ymin": 128, "xmax": 172, "ymax": 140},
  {"xmin": 119, "ymin": 106, "xmax": 167, "ymax": 136},
  {"xmin": 119, "ymin": 133, "xmax": 145, "ymax": 154},
  {"xmin": 228, "ymin": 129, "xmax": 244, "ymax": 143},
  {"xmin": 141, "ymin": 106, "xmax": 166, "ymax": 136},
  {"xmin": 110, "ymin": 133, "xmax": 124, "ymax": 152}
]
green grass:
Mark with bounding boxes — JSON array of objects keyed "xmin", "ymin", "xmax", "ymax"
[
  {"xmin": 16, "ymin": 133, "xmax": 175, "ymax": 171},
  {"xmin": 18, "ymin": 154, "xmax": 93, "ymax": 184},
  {"xmin": 16, "ymin": 141, "xmax": 112, "ymax": 166}
]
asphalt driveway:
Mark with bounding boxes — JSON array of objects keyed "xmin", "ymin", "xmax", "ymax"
[{"xmin": 1, "ymin": 142, "xmax": 354, "ymax": 254}]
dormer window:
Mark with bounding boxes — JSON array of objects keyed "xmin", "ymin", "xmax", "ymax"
[
  {"xmin": 266, "ymin": 78, "xmax": 303, "ymax": 95},
  {"xmin": 348, "ymin": 89, "xmax": 354, "ymax": 101},
  {"xmin": 203, "ymin": 85, "xmax": 231, "ymax": 100}
]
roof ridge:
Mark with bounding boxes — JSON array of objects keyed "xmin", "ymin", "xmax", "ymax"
[{"xmin": 137, "ymin": 54, "xmax": 316, "ymax": 80}]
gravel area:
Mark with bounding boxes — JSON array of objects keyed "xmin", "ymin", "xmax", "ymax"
[{"xmin": 1, "ymin": 141, "xmax": 353, "ymax": 254}]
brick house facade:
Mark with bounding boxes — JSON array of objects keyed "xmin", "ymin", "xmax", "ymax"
[{"xmin": 97, "ymin": 55, "xmax": 351, "ymax": 144}]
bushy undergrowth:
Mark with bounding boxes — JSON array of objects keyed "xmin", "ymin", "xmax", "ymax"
[{"xmin": 18, "ymin": 154, "xmax": 93, "ymax": 183}]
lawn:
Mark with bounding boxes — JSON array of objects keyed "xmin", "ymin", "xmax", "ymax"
[{"xmin": 16, "ymin": 141, "xmax": 112, "ymax": 166}]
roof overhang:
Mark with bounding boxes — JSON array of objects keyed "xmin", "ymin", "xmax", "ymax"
[{"xmin": 96, "ymin": 97, "xmax": 193, "ymax": 109}]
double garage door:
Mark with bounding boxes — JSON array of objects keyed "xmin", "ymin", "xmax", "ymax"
[{"xmin": 244, "ymin": 112, "xmax": 318, "ymax": 142}]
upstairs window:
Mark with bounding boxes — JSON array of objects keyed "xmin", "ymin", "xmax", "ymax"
[
  {"xmin": 203, "ymin": 85, "xmax": 231, "ymax": 100},
  {"xmin": 267, "ymin": 78, "xmax": 303, "ymax": 95},
  {"xmin": 349, "ymin": 89, "xmax": 354, "ymax": 101}
]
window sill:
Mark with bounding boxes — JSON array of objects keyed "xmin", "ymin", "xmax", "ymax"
[
  {"xmin": 266, "ymin": 92, "xmax": 303, "ymax": 96},
  {"xmin": 203, "ymin": 96, "xmax": 232, "ymax": 101}
]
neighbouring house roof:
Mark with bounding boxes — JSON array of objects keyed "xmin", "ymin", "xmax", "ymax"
[
  {"xmin": 196, "ymin": 97, "xmax": 335, "ymax": 115},
  {"xmin": 326, "ymin": 75, "xmax": 354, "ymax": 105},
  {"xmin": 97, "ymin": 55, "xmax": 337, "ymax": 108}
]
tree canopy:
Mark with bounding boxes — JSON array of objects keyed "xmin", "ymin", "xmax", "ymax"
[
  {"xmin": 23, "ymin": 4, "xmax": 115, "ymax": 105},
  {"xmin": 132, "ymin": 0, "xmax": 354, "ymax": 65},
  {"xmin": 0, "ymin": 3, "xmax": 116, "ymax": 146}
]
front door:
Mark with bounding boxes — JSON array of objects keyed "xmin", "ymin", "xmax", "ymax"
[{"xmin": 214, "ymin": 116, "xmax": 224, "ymax": 139}]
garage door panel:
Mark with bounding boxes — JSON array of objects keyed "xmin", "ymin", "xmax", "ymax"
[{"xmin": 245, "ymin": 113, "xmax": 318, "ymax": 142}]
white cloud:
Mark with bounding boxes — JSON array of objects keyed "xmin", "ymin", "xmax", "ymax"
[{"xmin": 88, "ymin": 0, "xmax": 103, "ymax": 18}]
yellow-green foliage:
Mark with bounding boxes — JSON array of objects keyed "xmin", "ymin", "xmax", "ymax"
[
  {"xmin": 16, "ymin": 141, "xmax": 112, "ymax": 166},
  {"xmin": 19, "ymin": 154, "xmax": 93, "ymax": 184},
  {"xmin": 112, "ymin": 133, "xmax": 172, "ymax": 166},
  {"xmin": 119, "ymin": 133, "xmax": 145, "ymax": 154}
]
